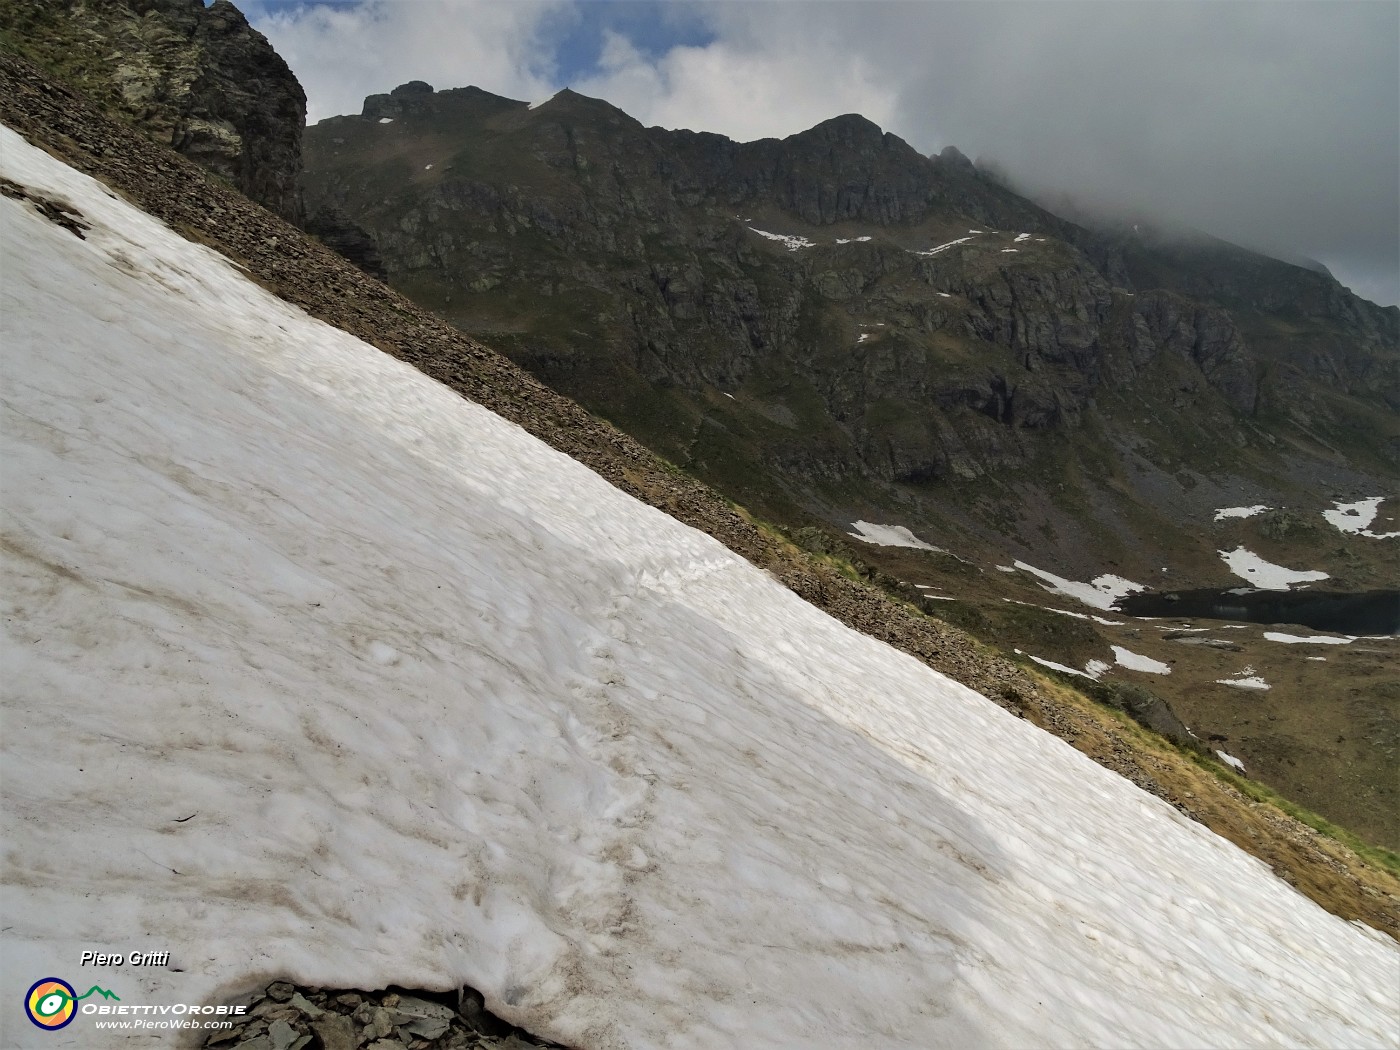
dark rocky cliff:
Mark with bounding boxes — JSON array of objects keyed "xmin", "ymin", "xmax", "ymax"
[{"xmin": 0, "ymin": 0, "xmax": 305, "ymax": 221}]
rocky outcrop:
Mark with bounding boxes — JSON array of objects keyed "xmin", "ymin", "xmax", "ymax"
[
  {"xmin": 0, "ymin": 0, "xmax": 305, "ymax": 221},
  {"xmin": 203, "ymin": 981, "xmax": 562, "ymax": 1050},
  {"xmin": 304, "ymin": 204, "xmax": 387, "ymax": 279}
]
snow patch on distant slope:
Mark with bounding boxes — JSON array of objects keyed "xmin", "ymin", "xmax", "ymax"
[
  {"xmin": 1111, "ymin": 646, "xmax": 1171, "ymax": 674},
  {"xmin": 1218, "ymin": 547, "xmax": 1329, "ymax": 589},
  {"xmin": 1217, "ymin": 667, "xmax": 1272, "ymax": 691},
  {"xmin": 1016, "ymin": 650, "xmax": 1096, "ymax": 680},
  {"xmin": 1323, "ymin": 497, "xmax": 1400, "ymax": 538},
  {"xmin": 1263, "ymin": 631, "xmax": 1354, "ymax": 645},
  {"xmin": 1216, "ymin": 751, "xmax": 1246, "ymax": 773},
  {"xmin": 1005, "ymin": 599, "xmax": 1122, "ymax": 626},
  {"xmin": 1215, "ymin": 505, "xmax": 1270, "ymax": 521},
  {"xmin": 847, "ymin": 521, "xmax": 943, "ymax": 552},
  {"xmin": 748, "ymin": 227, "xmax": 816, "ymax": 250},
  {"xmin": 912, "ymin": 236, "xmax": 974, "ymax": 257},
  {"xmin": 1013, "ymin": 561, "xmax": 1144, "ymax": 611}
]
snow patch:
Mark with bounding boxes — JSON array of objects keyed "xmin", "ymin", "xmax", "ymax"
[
  {"xmin": 1323, "ymin": 497, "xmax": 1400, "ymax": 538},
  {"xmin": 1084, "ymin": 659, "xmax": 1112, "ymax": 679},
  {"xmin": 1006, "ymin": 599, "xmax": 1123, "ymax": 626},
  {"xmin": 847, "ymin": 521, "xmax": 943, "ymax": 552},
  {"xmin": 1217, "ymin": 667, "xmax": 1272, "ymax": 691},
  {"xmin": 912, "ymin": 236, "xmax": 974, "ymax": 257},
  {"xmin": 1111, "ymin": 646, "xmax": 1171, "ymax": 674},
  {"xmin": 1012, "ymin": 561, "xmax": 1144, "ymax": 611},
  {"xmin": 1214, "ymin": 505, "xmax": 1270, "ymax": 521},
  {"xmin": 1216, "ymin": 751, "xmax": 1246, "ymax": 774},
  {"xmin": 1264, "ymin": 631, "xmax": 1354, "ymax": 645},
  {"xmin": 1218, "ymin": 547, "xmax": 1329, "ymax": 590},
  {"xmin": 1016, "ymin": 650, "xmax": 1096, "ymax": 680},
  {"xmin": 1014, "ymin": 233, "xmax": 1031, "ymax": 242},
  {"xmin": 748, "ymin": 227, "xmax": 816, "ymax": 251},
  {"xmin": 377, "ymin": 117, "xmax": 394, "ymax": 124}
]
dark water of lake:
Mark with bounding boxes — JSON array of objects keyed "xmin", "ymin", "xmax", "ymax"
[{"xmin": 1116, "ymin": 589, "xmax": 1400, "ymax": 635}]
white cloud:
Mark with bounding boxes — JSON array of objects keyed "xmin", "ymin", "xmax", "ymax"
[
  {"xmin": 254, "ymin": 1, "xmax": 567, "ymax": 123},
  {"xmin": 571, "ymin": 25, "xmax": 899, "ymax": 143}
]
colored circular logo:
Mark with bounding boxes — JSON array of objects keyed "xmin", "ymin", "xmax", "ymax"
[{"xmin": 25, "ymin": 978, "xmax": 77, "ymax": 1030}]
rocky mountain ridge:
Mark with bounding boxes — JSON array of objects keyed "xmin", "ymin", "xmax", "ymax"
[
  {"xmin": 302, "ymin": 82, "xmax": 1398, "ymax": 582},
  {"xmin": 0, "ymin": 0, "xmax": 305, "ymax": 220}
]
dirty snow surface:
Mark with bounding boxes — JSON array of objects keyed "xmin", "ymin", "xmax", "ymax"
[
  {"xmin": 846, "ymin": 521, "xmax": 943, "ymax": 552},
  {"xmin": 2, "ymin": 126, "xmax": 1398, "ymax": 1050}
]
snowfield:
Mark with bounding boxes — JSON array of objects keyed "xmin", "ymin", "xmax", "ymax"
[{"xmin": 2, "ymin": 126, "xmax": 1398, "ymax": 1049}]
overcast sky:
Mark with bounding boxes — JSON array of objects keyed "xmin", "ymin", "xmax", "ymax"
[{"xmin": 247, "ymin": 1, "xmax": 1399, "ymax": 307}]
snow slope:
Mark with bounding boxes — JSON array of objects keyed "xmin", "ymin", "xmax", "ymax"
[{"xmin": 1, "ymin": 126, "xmax": 1397, "ymax": 1049}]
